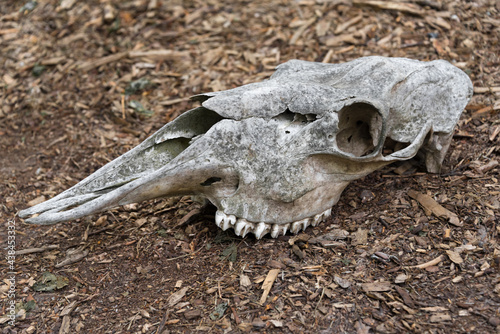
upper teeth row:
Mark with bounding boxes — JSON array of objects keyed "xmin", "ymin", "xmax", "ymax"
[{"xmin": 214, "ymin": 208, "xmax": 332, "ymax": 239}]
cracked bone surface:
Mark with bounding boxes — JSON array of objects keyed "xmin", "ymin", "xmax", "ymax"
[{"xmin": 19, "ymin": 57, "xmax": 473, "ymax": 239}]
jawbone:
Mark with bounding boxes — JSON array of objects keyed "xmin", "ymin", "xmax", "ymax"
[{"xmin": 215, "ymin": 207, "xmax": 333, "ymax": 239}]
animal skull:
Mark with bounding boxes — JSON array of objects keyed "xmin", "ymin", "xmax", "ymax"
[{"xmin": 19, "ymin": 56, "xmax": 473, "ymax": 239}]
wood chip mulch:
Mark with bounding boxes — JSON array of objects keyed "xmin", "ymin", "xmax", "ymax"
[{"xmin": 1, "ymin": 0, "xmax": 499, "ymax": 333}]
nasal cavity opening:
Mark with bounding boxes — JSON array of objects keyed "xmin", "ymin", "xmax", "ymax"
[{"xmin": 336, "ymin": 102, "xmax": 382, "ymax": 157}]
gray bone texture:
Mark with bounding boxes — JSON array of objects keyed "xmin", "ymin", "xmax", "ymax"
[{"xmin": 19, "ymin": 56, "xmax": 473, "ymax": 239}]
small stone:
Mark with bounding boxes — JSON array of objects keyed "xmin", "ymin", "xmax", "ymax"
[
  {"xmin": 103, "ymin": 4, "xmax": 117, "ymax": 22},
  {"xmin": 252, "ymin": 318, "xmax": 266, "ymax": 328},
  {"xmin": 462, "ymin": 38, "xmax": 474, "ymax": 49},
  {"xmin": 334, "ymin": 276, "xmax": 352, "ymax": 289},
  {"xmin": 360, "ymin": 189, "xmax": 375, "ymax": 202},
  {"xmin": 489, "ymin": 316, "xmax": 500, "ymax": 327},
  {"xmin": 395, "ymin": 274, "xmax": 408, "ymax": 284}
]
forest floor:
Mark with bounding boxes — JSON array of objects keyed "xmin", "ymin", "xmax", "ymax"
[{"xmin": 1, "ymin": 0, "xmax": 499, "ymax": 333}]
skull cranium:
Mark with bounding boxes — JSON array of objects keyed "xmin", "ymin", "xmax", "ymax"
[{"xmin": 19, "ymin": 56, "xmax": 473, "ymax": 239}]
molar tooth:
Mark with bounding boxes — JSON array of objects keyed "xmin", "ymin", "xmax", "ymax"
[
  {"xmin": 299, "ymin": 218, "xmax": 310, "ymax": 231},
  {"xmin": 215, "ymin": 211, "xmax": 225, "ymax": 228},
  {"xmin": 240, "ymin": 222, "xmax": 253, "ymax": 238},
  {"xmin": 291, "ymin": 219, "xmax": 309, "ymax": 234},
  {"xmin": 269, "ymin": 223, "xmax": 291, "ymax": 238},
  {"xmin": 234, "ymin": 219, "xmax": 248, "ymax": 236},
  {"xmin": 312, "ymin": 214, "xmax": 322, "ymax": 226},
  {"xmin": 311, "ymin": 208, "xmax": 332, "ymax": 227},
  {"xmin": 221, "ymin": 214, "xmax": 236, "ymax": 231},
  {"xmin": 254, "ymin": 222, "xmax": 270, "ymax": 240}
]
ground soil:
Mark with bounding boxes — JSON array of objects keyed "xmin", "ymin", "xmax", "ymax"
[{"xmin": 1, "ymin": 0, "xmax": 499, "ymax": 333}]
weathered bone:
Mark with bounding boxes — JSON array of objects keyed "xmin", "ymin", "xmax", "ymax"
[{"xmin": 19, "ymin": 57, "xmax": 473, "ymax": 239}]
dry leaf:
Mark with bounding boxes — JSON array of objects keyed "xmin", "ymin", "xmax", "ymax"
[
  {"xmin": 333, "ymin": 303, "xmax": 355, "ymax": 309},
  {"xmin": 361, "ymin": 282, "xmax": 392, "ymax": 292},
  {"xmin": 334, "ymin": 276, "xmax": 352, "ymax": 289},
  {"xmin": 446, "ymin": 250, "xmax": 464, "ymax": 264},
  {"xmin": 430, "ymin": 313, "xmax": 452, "ymax": 322},
  {"xmin": 421, "ymin": 306, "xmax": 448, "ymax": 312},
  {"xmin": 240, "ymin": 274, "xmax": 252, "ymax": 287},
  {"xmin": 167, "ymin": 287, "xmax": 189, "ymax": 307},
  {"xmin": 355, "ymin": 320, "xmax": 371, "ymax": 334},
  {"xmin": 351, "ymin": 228, "xmax": 368, "ymax": 245},
  {"xmin": 395, "ymin": 274, "xmax": 408, "ymax": 284},
  {"xmin": 55, "ymin": 249, "xmax": 89, "ymax": 268},
  {"xmin": 408, "ymin": 190, "xmax": 462, "ymax": 226}
]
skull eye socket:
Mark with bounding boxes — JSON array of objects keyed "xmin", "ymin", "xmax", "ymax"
[{"xmin": 336, "ymin": 102, "xmax": 383, "ymax": 157}]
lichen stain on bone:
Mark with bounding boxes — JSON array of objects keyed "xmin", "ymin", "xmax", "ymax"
[{"xmin": 19, "ymin": 56, "xmax": 473, "ymax": 239}]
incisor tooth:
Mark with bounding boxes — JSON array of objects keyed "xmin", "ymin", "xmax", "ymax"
[
  {"xmin": 254, "ymin": 222, "xmax": 270, "ymax": 239},
  {"xmin": 312, "ymin": 214, "xmax": 321, "ymax": 226},
  {"xmin": 291, "ymin": 218, "xmax": 309, "ymax": 234},
  {"xmin": 299, "ymin": 218, "xmax": 310, "ymax": 231}
]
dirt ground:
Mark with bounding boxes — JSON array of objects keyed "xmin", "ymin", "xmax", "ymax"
[{"xmin": 1, "ymin": 0, "xmax": 499, "ymax": 333}]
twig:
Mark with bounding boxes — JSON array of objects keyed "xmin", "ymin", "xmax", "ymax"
[
  {"xmin": 78, "ymin": 51, "xmax": 129, "ymax": 72},
  {"xmin": 16, "ymin": 244, "xmax": 59, "ymax": 255},
  {"xmin": 129, "ymin": 49, "xmax": 190, "ymax": 60},
  {"xmin": 314, "ymin": 287, "xmax": 326, "ymax": 312},
  {"xmin": 156, "ymin": 310, "xmax": 171, "ymax": 334},
  {"xmin": 406, "ymin": 255, "xmax": 445, "ymax": 269},
  {"xmin": 230, "ymin": 305, "xmax": 241, "ymax": 324},
  {"xmin": 164, "ymin": 246, "xmax": 204, "ymax": 262},
  {"xmin": 121, "ymin": 94, "xmax": 126, "ymax": 119},
  {"xmin": 159, "ymin": 97, "xmax": 190, "ymax": 106}
]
